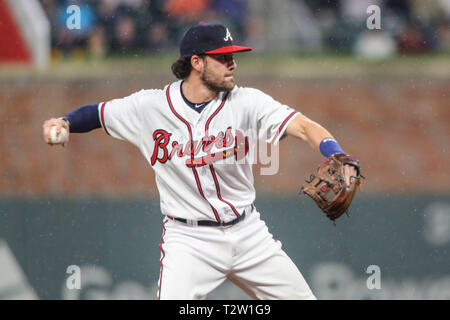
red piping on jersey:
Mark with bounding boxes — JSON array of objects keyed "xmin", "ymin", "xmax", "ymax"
[
  {"xmin": 165, "ymin": 84, "xmax": 221, "ymax": 223},
  {"xmin": 100, "ymin": 101, "xmax": 110, "ymax": 136},
  {"xmin": 271, "ymin": 111, "xmax": 298, "ymax": 144},
  {"xmin": 209, "ymin": 165, "xmax": 241, "ymax": 218},
  {"xmin": 204, "ymin": 92, "xmax": 241, "ymax": 218},
  {"xmin": 157, "ymin": 219, "xmax": 168, "ymax": 300},
  {"xmin": 205, "ymin": 92, "xmax": 228, "ymax": 134}
]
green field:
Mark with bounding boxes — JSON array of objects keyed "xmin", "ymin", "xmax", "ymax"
[{"xmin": 1, "ymin": 52, "xmax": 449, "ymax": 81}]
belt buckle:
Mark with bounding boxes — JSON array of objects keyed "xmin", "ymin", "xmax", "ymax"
[
  {"xmin": 220, "ymin": 220, "xmax": 230, "ymax": 228},
  {"xmin": 221, "ymin": 218, "xmax": 237, "ymax": 228},
  {"xmin": 221, "ymin": 212, "xmax": 244, "ymax": 228}
]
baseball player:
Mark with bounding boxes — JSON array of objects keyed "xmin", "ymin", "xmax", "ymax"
[{"xmin": 43, "ymin": 23, "xmax": 357, "ymax": 300}]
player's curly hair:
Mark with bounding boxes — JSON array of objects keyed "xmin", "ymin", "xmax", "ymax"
[
  {"xmin": 171, "ymin": 55, "xmax": 206, "ymax": 79},
  {"xmin": 171, "ymin": 56, "xmax": 193, "ymax": 79}
]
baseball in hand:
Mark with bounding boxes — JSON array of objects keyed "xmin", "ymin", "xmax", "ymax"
[{"xmin": 50, "ymin": 126, "xmax": 68, "ymax": 144}]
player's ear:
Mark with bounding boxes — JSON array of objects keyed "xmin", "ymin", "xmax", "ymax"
[{"xmin": 191, "ymin": 55, "xmax": 205, "ymax": 73}]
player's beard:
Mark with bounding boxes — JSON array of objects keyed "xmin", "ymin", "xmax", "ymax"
[{"xmin": 200, "ymin": 60, "xmax": 235, "ymax": 93}]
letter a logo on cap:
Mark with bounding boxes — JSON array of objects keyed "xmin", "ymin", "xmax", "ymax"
[{"xmin": 224, "ymin": 28, "xmax": 233, "ymax": 41}]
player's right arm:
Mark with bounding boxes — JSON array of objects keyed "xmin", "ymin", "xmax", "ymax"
[
  {"xmin": 42, "ymin": 104, "xmax": 101, "ymax": 147},
  {"xmin": 43, "ymin": 89, "xmax": 148, "ymax": 148}
]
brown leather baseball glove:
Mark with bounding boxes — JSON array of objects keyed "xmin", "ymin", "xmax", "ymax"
[{"xmin": 300, "ymin": 153, "xmax": 363, "ymax": 222}]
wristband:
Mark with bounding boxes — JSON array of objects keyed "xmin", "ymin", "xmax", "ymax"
[{"xmin": 319, "ymin": 138, "xmax": 344, "ymax": 158}]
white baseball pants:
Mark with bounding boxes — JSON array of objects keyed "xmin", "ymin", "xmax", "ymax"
[{"xmin": 157, "ymin": 206, "xmax": 316, "ymax": 300}]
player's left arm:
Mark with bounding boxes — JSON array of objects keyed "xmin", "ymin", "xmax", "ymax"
[
  {"xmin": 285, "ymin": 113, "xmax": 357, "ymax": 186},
  {"xmin": 284, "ymin": 113, "xmax": 333, "ymax": 151}
]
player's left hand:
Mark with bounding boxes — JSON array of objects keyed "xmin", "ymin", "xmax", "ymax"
[
  {"xmin": 300, "ymin": 153, "xmax": 364, "ymax": 221},
  {"xmin": 344, "ymin": 164, "xmax": 358, "ymax": 188}
]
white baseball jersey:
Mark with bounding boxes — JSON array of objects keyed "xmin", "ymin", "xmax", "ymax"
[{"xmin": 98, "ymin": 80, "xmax": 300, "ymax": 223}]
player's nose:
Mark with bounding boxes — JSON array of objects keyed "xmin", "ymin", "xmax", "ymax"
[{"xmin": 228, "ymin": 59, "xmax": 236, "ymax": 71}]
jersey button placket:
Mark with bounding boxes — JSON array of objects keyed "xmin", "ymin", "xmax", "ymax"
[{"xmin": 192, "ymin": 125, "xmax": 212, "ymax": 197}]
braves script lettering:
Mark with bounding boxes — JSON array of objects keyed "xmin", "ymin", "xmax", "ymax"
[{"xmin": 151, "ymin": 127, "xmax": 248, "ymax": 166}]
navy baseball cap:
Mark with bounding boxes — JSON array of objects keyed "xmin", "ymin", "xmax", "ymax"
[{"xmin": 179, "ymin": 23, "xmax": 252, "ymax": 56}]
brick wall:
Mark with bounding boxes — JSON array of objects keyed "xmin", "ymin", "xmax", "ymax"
[{"xmin": 1, "ymin": 76, "xmax": 449, "ymax": 196}]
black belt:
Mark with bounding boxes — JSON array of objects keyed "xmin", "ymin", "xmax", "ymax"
[{"xmin": 168, "ymin": 204, "xmax": 254, "ymax": 227}]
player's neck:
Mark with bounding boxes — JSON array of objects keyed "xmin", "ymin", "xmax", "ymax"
[{"xmin": 182, "ymin": 77, "xmax": 217, "ymax": 103}]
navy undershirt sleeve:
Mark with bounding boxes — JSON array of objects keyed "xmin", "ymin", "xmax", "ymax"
[{"xmin": 63, "ymin": 104, "xmax": 101, "ymax": 133}]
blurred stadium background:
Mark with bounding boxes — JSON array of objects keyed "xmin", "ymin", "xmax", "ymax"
[{"xmin": 0, "ymin": 0, "xmax": 449, "ymax": 300}]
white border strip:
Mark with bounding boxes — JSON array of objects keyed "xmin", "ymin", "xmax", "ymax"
[{"xmin": 6, "ymin": 0, "xmax": 50, "ymax": 70}]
